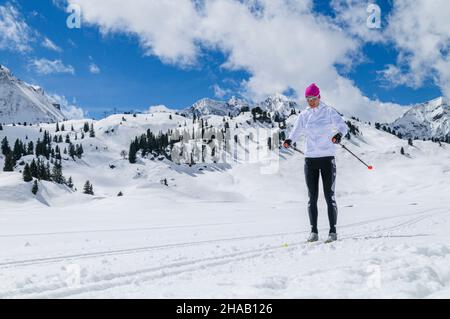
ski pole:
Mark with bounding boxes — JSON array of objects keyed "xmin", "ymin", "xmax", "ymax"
[
  {"xmin": 291, "ymin": 146, "xmax": 304, "ymax": 155},
  {"xmin": 339, "ymin": 143, "xmax": 373, "ymax": 170}
]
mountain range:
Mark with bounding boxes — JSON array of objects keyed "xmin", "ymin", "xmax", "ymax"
[{"xmin": 1, "ymin": 64, "xmax": 449, "ymax": 140}]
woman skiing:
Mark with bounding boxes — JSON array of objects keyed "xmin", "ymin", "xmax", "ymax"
[{"xmin": 283, "ymin": 83, "xmax": 348, "ymax": 243}]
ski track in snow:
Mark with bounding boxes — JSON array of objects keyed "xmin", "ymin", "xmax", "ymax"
[
  {"xmin": 1, "ymin": 207, "xmax": 449, "ymax": 299},
  {"xmin": 0, "ymin": 207, "xmax": 442, "ymax": 270}
]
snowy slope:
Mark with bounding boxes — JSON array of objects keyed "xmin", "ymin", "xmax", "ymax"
[
  {"xmin": 0, "ymin": 65, "xmax": 65, "ymax": 124},
  {"xmin": 0, "ymin": 110, "xmax": 450, "ymax": 299},
  {"xmin": 388, "ymin": 97, "xmax": 450, "ymax": 140}
]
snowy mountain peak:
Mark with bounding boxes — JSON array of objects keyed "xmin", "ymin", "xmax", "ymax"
[
  {"xmin": 0, "ymin": 64, "xmax": 12, "ymax": 77},
  {"xmin": 0, "ymin": 65, "xmax": 66, "ymax": 124},
  {"xmin": 257, "ymin": 93, "xmax": 301, "ymax": 118},
  {"xmin": 265, "ymin": 93, "xmax": 290, "ymax": 102},
  {"xmin": 389, "ymin": 96, "xmax": 450, "ymax": 139}
]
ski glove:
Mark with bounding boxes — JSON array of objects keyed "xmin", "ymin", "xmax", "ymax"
[
  {"xmin": 332, "ymin": 133, "xmax": 342, "ymax": 144},
  {"xmin": 283, "ymin": 139, "xmax": 292, "ymax": 149}
]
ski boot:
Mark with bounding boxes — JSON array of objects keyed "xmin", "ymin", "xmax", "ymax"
[
  {"xmin": 325, "ymin": 233, "xmax": 338, "ymax": 244},
  {"xmin": 306, "ymin": 232, "xmax": 319, "ymax": 243}
]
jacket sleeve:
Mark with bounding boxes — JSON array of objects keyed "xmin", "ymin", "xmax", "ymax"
[
  {"xmin": 288, "ymin": 113, "xmax": 304, "ymax": 142},
  {"xmin": 330, "ymin": 108, "xmax": 348, "ymax": 136}
]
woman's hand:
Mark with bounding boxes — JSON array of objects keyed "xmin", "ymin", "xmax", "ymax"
[
  {"xmin": 283, "ymin": 139, "xmax": 292, "ymax": 148},
  {"xmin": 332, "ymin": 133, "xmax": 342, "ymax": 144}
]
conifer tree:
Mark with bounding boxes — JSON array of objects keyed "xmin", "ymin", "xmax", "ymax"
[
  {"xmin": 1, "ymin": 137, "xmax": 10, "ymax": 156},
  {"xmin": 51, "ymin": 161, "xmax": 65, "ymax": 184},
  {"xmin": 32, "ymin": 180, "xmax": 39, "ymax": 195},
  {"xmin": 30, "ymin": 159, "xmax": 38, "ymax": 178},
  {"xmin": 129, "ymin": 141, "xmax": 137, "ymax": 164},
  {"xmin": 66, "ymin": 176, "xmax": 74, "ymax": 189},
  {"xmin": 23, "ymin": 163, "xmax": 33, "ymax": 182},
  {"xmin": 3, "ymin": 152, "xmax": 15, "ymax": 171},
  {"xmin": 89, "ymin": 123, "xmax": 95, "ymax": 138},
  {"xmin": 83, "ymin": 181, "xmax": 94, "ymax": 195}
]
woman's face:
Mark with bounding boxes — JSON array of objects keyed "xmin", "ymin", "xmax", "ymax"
[{"xmin": 307, "ymin": 96, "xmax": 320, "ymax": 108}]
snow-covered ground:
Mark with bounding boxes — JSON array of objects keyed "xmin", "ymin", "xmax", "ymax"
[{"xmin": 1, "ymin": 112, "xmax": 450, "ymax": 298}]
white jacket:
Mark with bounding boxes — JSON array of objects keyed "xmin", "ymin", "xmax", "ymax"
[{"xmin": 288, "ymin": 102, "xmax": 348, "ymax": 158}]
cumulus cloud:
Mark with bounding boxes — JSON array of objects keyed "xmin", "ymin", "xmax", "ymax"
[
  {"xmin": 331, "ymin": 0, "xmax": 385, "ymax": 44},
  {"xmin": 66, "ymin": 0, "xmax": 410, "ymax": 122},
  {"xmin": 377, "ymin": 64, "xmax": 422, "ymax": 89},
  {"xmin": 69, "ymin": 0, "xmax": 200, "ymax": 66},
  {"xmin": 29, "ymin": 58, "xmax": 75, "ymax": 75},
  {"xmin": 0, "ymin": 2, "xmax": 34, "ymax": 52},
  {"xmin": 382, "ymin": 0, "xmax": 450, "ymax": 98},
  {"xmin": 48, "ymin": 93, "xmax": 85, "ymax": 119}
]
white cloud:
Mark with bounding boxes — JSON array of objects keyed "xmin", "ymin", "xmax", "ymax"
[
  {"xmin": 42, "ymin": 37, "xmax": 62, "ymax": 52},
  {"xmin": 331, "ymin": 0, "xmax": 385, "ymax": 44},
  {"xmin": 377, "ymin": 64, "xmax": 422, "ymax": 89},
  {"xmin": 383, "ymin": 0, "xmax": 450, "ymax": 98},
  {"xmin": 212, "ymin": 84, "xmax": 232, "ymax": 99},
  {"xmin": 69, "ymin": 0, "xmax": 200, "ymax": 66},
  {"xmin": 89, "ymin": 62, "xmax": 100, "ymax": 74},
  {"xmin": 48, "ymin": 93, "xmax": 85, "ymax": 119},
  {"xmin": 66, "ymin": 0, "xmax": 408, "ymax": 122},
  {"xmin": 29, "ymin": 58, "xmax": 75, "ymax": 75},
  {"xmin": 0, "ymin": 2, "xmax": 34, "ymax": 52}
]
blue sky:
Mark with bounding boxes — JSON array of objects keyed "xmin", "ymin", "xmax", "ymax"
[{"xmin": 0, "ymin": 0, "xmax": 445, "ymax": 119}]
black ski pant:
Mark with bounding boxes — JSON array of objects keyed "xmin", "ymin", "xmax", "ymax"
[{"xmin": 304, "ymin": 156, "xmax": 338, "ymax": 234}]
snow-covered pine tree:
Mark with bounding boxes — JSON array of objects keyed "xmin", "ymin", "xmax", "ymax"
[
  {"xmin": 68, "ymin": 143, "xmax": 76, "ymax": 159},
  {"xmin": 31, "ymin": 180, "xmax": 38, "ymax": 195},
  {"xmin": 129, "ymin": 139, "xmax": 138, "ymax": 163},
  {"xmin": 27, "ymin": 141, "xmax": 34, "ymax": 155},
  {"xmin": 66, "ymin": 176, "xmax": 74, "ymax": 189},
  {"xmin": 1, "ymin": 137, "xmax": 10, "ymax": 156},
  {"xmin": 76, "ymin": 144, "xmax": 84, "ymax": 158},
  {"xmin": 3, "ymin": 152, "xmax": 15, "ymax": 172},
  {"xmin": 83, "ymin": 181, "xmax": 94, "ymax": 195},
  {"xmin": 23, "ymin": 163, "xmax": 33, "ymax": 182},
  {"xmin": 89, "ymin": 123, "xmax": 95, "ymax": 138},
  {"xmin": 51, "ymin": 161, "xmax": 65, "ymax": 184},
  {"xmin": 30, "ymin": 159, "xmax": 38, "ymax": 178}
]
